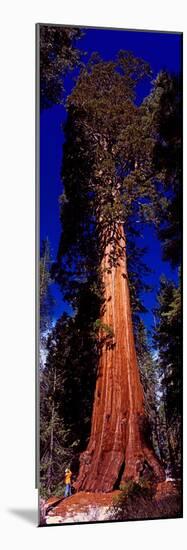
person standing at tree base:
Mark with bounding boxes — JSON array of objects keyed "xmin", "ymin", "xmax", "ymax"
[{"xmin": 64, "ymin": 468, "xmax": 72, "ymax": 497}]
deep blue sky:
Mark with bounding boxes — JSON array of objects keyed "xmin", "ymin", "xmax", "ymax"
[{"xmin": 40, "ymin": 28, "xmax": 182, "ymax": 338}]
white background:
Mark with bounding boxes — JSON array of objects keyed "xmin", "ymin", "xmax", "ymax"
[{"xmin": 0, "ymin": 0, "xmax": 186, "ymax": 548}]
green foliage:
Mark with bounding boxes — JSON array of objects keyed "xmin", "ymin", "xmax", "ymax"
[
  {"xmin": 155, "ymin": 400, "xmax": 172, "ymax": 468},
  {"xmin": 111, "ymin": 476, "xmax": 182, "ymax": 521},
  {"xmin": 63, "ymin": 52, "xmax": 162, "ymax": 239},
  {"xmin": 40, "ymin": 238, "xmax": 51, "ymax": 302},
  {"xmin": 150, "ymin": 72, "xmax": 182, "ymax": 266},
  {"xmin": 127, "ymin": 231, "xmax": 153, "ymax": 330},
  {"xmin": 42, "ymin": 48, "xmax": 182, "ymax": 496},
  {"xmin": 53, "ymin": 56, "xmax": 179, "ymax": 327},
  {"xmin": 154, "ymin": 273, "xmax": 182, "ymax": 476},
  {"xmin": 135, "ymin": 111, "xmax": 183, "ymax": 472},
  {"xmin": 111, "ymin": 482, "xmax": 181, "ymax": 520},
  {"xmin": 40, "ymin": 238, "xmax": 54, "ymax": 336},
  {"xmin": 40, "ymin": 25, "xmax": 84, "ymax": 109},
  {"xmin": 113, "ymin": 478, "xmax": 153, "ymax": 508},
  {"xmin": 93, "ymin": 319, "xmax": 114, "ymax": 337},
  {"xmin": 40, "ymin": 312, "xmax": 98, "ymax": 495},
  {"xmin": 53, "ymin": 51, "xmax": 167, "ymax": 326},
  {"xmin": 134, "ymin": 319, "xmax": 161, "ymax": 457}
]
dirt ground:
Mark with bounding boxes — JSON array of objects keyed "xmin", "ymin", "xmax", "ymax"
[{"xmin": 42, "ymin": 480, "xmax": 182, "ymax": 525}]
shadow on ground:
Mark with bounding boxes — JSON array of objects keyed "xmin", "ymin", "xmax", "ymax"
[{"xmin": 8, "ymin": 508, "xmax": 38, "ymax": 525}]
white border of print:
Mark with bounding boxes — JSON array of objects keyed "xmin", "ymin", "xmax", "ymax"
[{"xmin": 0, "ymin": 1, "xmax": 186, "ymax": 549}]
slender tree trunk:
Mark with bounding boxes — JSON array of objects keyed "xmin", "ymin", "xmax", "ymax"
[
  {"xmin": 162, "ymin": 405, "xmax": 174, "ymax": 477},
  {"xmin": 47, "ymin": 367, "xmax": 57, "ymax": 493},
  {"xmin": 74, "ymin": 224, "xmax": 164, "ymax": 492}
]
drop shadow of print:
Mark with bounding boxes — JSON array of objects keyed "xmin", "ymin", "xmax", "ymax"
[{"xmin": 8, "ymin": 508, "xmax": 38, "ymax": 526}]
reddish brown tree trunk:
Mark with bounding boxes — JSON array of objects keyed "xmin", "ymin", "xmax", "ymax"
[{"xmin": 74, "ymin": 224, "xmax": 165, "ymax": 492}]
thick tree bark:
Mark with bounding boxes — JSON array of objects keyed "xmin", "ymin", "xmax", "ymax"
[{"xmin": 74, "ymin": 224, "xmax": 165, "ymax": 492}]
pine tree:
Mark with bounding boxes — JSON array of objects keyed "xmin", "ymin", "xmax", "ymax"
[
  {"xmin": 154, "ymin": 275, "xmax": 182, "ymax": 477},
  {"xmin": 151, "ymin": 71, "xmax": 182, "ymax": 266},
  {"xmin": 40, "ymin": 315, "xmax": 78, "ymax": 496},
  {"xmin": 151, "ymin": 72, "xmax": 182, "ymax": 476},
  {"xmin": 40, "ymin": 311, "xmax": 100, "ymax": 496},
  {"xmin": 134, "ymin": 320, "xmax": 160, "ymax": 456},
  {"xmin": 40, "ymin": 238, "xmax": 54, "ymax": 341}
]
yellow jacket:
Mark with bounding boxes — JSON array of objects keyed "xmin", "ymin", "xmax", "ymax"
[{"xmin": 65, "ymin": 469, "xmax": 72, "ymax": 485}]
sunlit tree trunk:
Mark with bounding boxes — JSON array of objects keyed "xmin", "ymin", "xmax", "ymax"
[{"xmin": 74, "ymin": 224, "xmax": 165, "ymax": 492}]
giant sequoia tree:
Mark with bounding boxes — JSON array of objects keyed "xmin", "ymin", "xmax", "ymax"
[{"xmin": 55, "ymin": 52, "xmax": 167, "ymax": 492}]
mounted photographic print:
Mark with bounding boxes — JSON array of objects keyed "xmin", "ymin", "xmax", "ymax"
[{"xmin": 36, "ymin": 24, "xmax": 183, "ymax": 526}]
